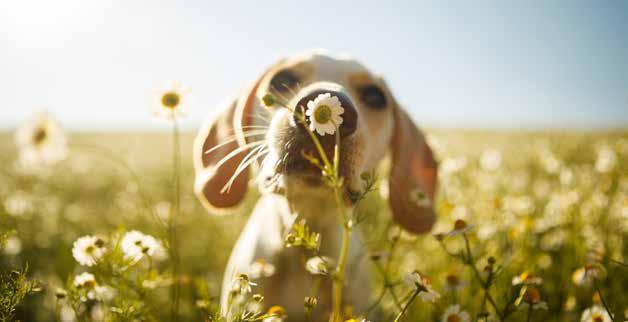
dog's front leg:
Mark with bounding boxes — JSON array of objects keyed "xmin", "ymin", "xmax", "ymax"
[{"xmin": 219, "ymin": 194, "xmax": 294, "ymax": 315}]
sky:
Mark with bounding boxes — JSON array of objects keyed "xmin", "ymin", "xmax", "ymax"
[{"xmin": 1, "ymin": 0, "xmax": 627, "ymax": 131}]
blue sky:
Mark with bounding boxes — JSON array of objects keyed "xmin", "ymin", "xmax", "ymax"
[{"xmin": 1, "ymin": 0, "xmax": 627, "ymax": 131}]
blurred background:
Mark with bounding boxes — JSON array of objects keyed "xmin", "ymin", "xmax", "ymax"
[
  {"xmin": 1, "ymin": 0, "xmax": 627, "ymax": 131},
  {"xmin": 1, "ymin": 1, "xmax": 627, "ymax": 322}
]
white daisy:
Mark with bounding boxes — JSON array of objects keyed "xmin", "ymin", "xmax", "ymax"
[
  {"xmin": 305, "ymin": 93, "xmax": 344, "ymax": 136},
  {"xmin": 305, "ymin": 256, "xmax": 331, "ymax": 276},
  {"xmin": 404, "ymin": 270, "xmax": 441, "ymax": 303},
  {"xmin": 72, "ymin": 235, "xmax": 106, "ymax": 267},
  {"xmin": 249, "ymin": 259, "xmax": 276, "ymax": 279},
  {"xmin": 580, "ymin": 305, "xmax": 612, "ymax": 322},
  {"xmin": 152, "ymin": 81, "xmax": 190, "ymax": 121},
  {"xmin": 231, "ymin": 273, "xmax": 257, "ymax": 294},
  {"xmin": 446, "ymin": 219, "xmax": 474, "ymax": 238},
  {"xmin": 120, "ymin": 230, "xmax": 162, "ymax": 262},
  {"xmin": 441, "ymin": 305, "xmax": 471, "ymax": 322},
  {"xmin": 443, "ymin": 272, "xmax": 467, "ymax": 292},
  {"xmin": 14, "ymin": 111, "xmax": 68, "ymax": 169},
  {"xmin": 572, "ymin": 264, "xmax": 605, "ymax": 286},
  {"xmin": 73, "ymin": 272, "xmax": 97, "ymax": 289}
]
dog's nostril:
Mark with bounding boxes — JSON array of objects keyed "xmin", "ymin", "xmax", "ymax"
[{"xmin": 293, "ymin": 89, "xmax": 358, "ymax": 138}]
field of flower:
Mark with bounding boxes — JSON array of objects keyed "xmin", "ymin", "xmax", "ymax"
[{"xmin": 0, "ymin": 129, "xmax": 626, "ymax": 322}]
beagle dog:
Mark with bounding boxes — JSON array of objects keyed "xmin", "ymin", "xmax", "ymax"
[{"xmin": 193, "ymin": 51, "xmax": 437, "ymax": 321}]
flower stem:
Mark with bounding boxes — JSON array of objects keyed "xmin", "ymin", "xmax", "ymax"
[
  {"xmin": 526, "ymin": 304, "xmax": 532, "ymax": 322},
  {"xmin": 169, "ymin": 120, "xmax": 182, "ymax": 322},
  {"xmin": 594, "ymin": 279, "xmax": 615, "ymax": 322},
  {"xmin": 393, "ymin": 289, "xmax": 420, "ymax": 322}
]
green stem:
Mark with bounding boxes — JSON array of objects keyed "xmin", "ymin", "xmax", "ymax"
[
  {"xmin": 594, "ymin": 279, "xmax": 615, "ymax": 322},
  {"xmin": 461, "ymin": 234, "xmax": 505, "ymax": 320},
  {"xmin": 169, "ymin": 120, "xmax": 181, "ymax": 322},
  {"xmin": 393, "ymin": 289, "xmax": 420, "ymax": 322}
]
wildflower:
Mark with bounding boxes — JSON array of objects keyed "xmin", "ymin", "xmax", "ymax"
[
  {"xmin": 262, "ymin": 93, "xmax": 276, "ymax": 108},
  {"xmin": 444, "ymin": 272, "xmax": 466, "ymax": 292},
  {"xmin": 231, "ymin": 273, "xmax": 257, "ymax": 294},
  {"xmin": 441, "ymin": 305, "xmax": 470, "ymax": 322},
  {"xmin": 304, "ymin": 296, "xmax": 317, "ymax": 310},
  {"xmin": 246, "ymin": 294, "xmax": 265, "ymax": 314},
  {"xmin": 447, "ymin": 219, "xmax": 474, "ymax": 237},
  {"xmin": 404, "ymin": 271, "xmax": 441, "ymax": 303},
  {"xmin": 72, "ymin": 236, "xmax": 106, "ymax": 267},
  {"xmin": 572, "ymin": 264, "xmax": 606, "ymax": 286},
  {"xmin": 14, "ymin": 111, "xmax": 68, "ymax": 168},
  {"xmin": 563, "ymin": 295, "xmax": 577, "ymax": 311},
  {"xmin": 594, "ymin": 146, "xmax": 617, "ymax": 173},
  {"xmin": 580, "ymin": 305, "xmax": 612, "ymax": 322},
  {"xmin": 519, "ymin": 287, "xmax": 548, "ymax": 310},
  {"xmin": 249, "ymin": 259, "xmax": 276, "ymax": 279},
  {"xmin": 55, "ymin": 289, "xmax": 68, "ymax": 299},
  {"xmin": 2, "ymin": 236, "xmax": 22, "ymax": 256},
  {"xmin": 480, "ymin": 148, "xmax": 501, "ymax": 171},
  {"xmin": 89, "ymin": 285, "xmax": 116, "ymax": 301},
  {"xmin": 305, "ymin": 256, "xmax": 331, "ymax": 276},
  {"xmin": 305, "ymin": 93, "xmax": 344, "ymax": 136},
  {"xmin": 120, "ymin": 230, "xmax": 162, "ymax": 262},
  {"xmin": 511, "ymin": 271, "xmax": 543, "ymax": 286},
  {"xmin": 153, "ymin": 81, "xmax": 190, "ymax": 120},
  {"xmin": 264, "ymin": 305, "xmax": 287, "ymax": 322},
  {"xmin": 73, "ymin": 272, "xmax": 97, "ymax": 289}
]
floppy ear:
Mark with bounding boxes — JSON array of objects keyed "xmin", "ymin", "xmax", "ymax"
[
  {"xmin": 193, "ymin": 69, "xmax": 269, "ymax": 213},
  {"xmin": 388, "ymin": 105, "xmax": 438, "ymax": 233}
]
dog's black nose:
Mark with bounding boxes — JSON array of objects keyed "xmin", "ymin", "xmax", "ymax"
[{"xmin": 293, "ymin": 89, "xmax": 358, "ymax": 139}]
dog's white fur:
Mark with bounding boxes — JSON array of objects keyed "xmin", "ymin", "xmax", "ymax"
[{"xmin": 193, "ymin": 51, "xmax": 438, "ymax": 321}]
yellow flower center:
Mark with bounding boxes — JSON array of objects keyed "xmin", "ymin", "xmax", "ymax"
[
  {"xmin": 82, "ymin": 280, "xmax": 96, "ymax": 289},
  {"xmin": 523, "ymin": 287, "xmax": 541, "ymax": 303},
  {"xmin": 454, "ymin": 219, "xmax": 467, "ymax": 230},
  {"xmin": 267, "ymin": 305, "xmax": 286, "ymax": 316},
  {"xmin": 519, "ymin": 272, "xmax": 529, "ymax": 282},
  {"xmin": 85, "ymin": 245, "xmax": 95, "ymax": 254},
  {"xmin": 446, "ymin": 273, "xmax": 459, "ymax": 286},
  {"xmin": 447, "ymin": 314, "xmax": 462, "ymax": 322},
  {"xmin": 161, "ymin": 92, "xmax": 181, "ymax": 109},
  {"xmin": 592, "ymin": 314, "xmax": 603, "ymax": 322},
  {"xmin": 32, "ymin": 127, "xmax": 47, "ymax": 145},
  {"xmin": 314, "ymin": 105, "xmax": 332, "ymax": 124}
]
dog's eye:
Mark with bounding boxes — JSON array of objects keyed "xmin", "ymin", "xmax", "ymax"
[
  {"xmin": 359, "ymin": 86, "xmax": 387, "ymax": 109},
  {"xmin": 270, "ymin": 70, "xmax": 299, "ymax": 93}
]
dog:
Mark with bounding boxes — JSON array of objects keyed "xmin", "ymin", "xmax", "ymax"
[{"xmin": 193, "ymin": 50, "xmax": 438, "ymax": 321}]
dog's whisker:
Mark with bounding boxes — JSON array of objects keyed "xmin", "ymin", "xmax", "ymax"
[
  {"xmin": 240, "ymin": 125, "xmax": 269, "ymax": 130},
  {"xmin": 245, "ymin": 114, "xmax": 271, "ymax": 124},
  {"xmin": 232, "ymin": 144, "xmax": 267, "ymax": 177},
  {"xmin": 204, "ymin": 131, "xmax": 267, "ymax": 155},
  {"xmin": 270, "ymin": 85, "xmax": 293, "ymax": 107},
  {"xmin": 280, "ymin": 82, "xmax": 299, "ymax": 99},
  {"xmin": 213, "ymin": 141, "xmax": 265, "ymax": 170},
  {"xmin": 221, "ymin": 147, "xmax": 269, "ymax": 193}
]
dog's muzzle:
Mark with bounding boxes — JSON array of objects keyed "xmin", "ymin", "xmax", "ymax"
[
  {"xmin": 262, "ymin": 83, "xmax": 359, "ymax": 192},
  {"xmin": 285, "ymin": 85, "xmax": 358, "ymax": 173}
]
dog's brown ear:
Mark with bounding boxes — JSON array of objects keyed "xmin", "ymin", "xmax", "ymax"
[
  {"xmin": 193, "ymin": 69, "xmax": 270, "ymax": 213},
  {"xmin": 388, "ymin": 105, "xmax": 438, "ymax": 233}
]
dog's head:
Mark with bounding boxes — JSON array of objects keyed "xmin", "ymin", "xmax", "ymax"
[{"xmin": 193, "ymin": 51, "xmax": 437, "ymax": 233}]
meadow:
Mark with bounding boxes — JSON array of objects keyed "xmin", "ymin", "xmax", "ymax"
[{"xmin": 0, "ymin": 129, "xmax": 626, "ymax": 322}]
